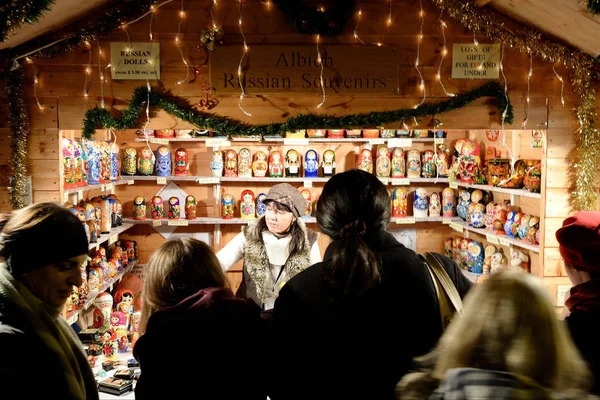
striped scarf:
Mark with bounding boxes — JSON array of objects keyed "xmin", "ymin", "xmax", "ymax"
[{"xmin": 0, "ymin": 263, "xmax": 98, "ymax": 400}]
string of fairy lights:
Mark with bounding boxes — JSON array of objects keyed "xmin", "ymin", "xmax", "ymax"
[{"xmin": 16, "ymin": 0, "xmax": 557, "ymax": 127}]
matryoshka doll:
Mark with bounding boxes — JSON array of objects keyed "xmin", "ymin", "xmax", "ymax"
[
  {"xmin": 429, "ymin": 192, "xmax": 441, "ymax": 218},
  {"xmin": 391, "ymin": 187, "xmax": 408, "ymax": 218},
  {"xmin": 252, "ymin": 151, "xmax": 268, "ymax": 177},
  {"xmin": 321, "ymin": 150, "xmax": 336, "ymax": 177},
  {"xmin": 413, "ymin": 188, "xmax": 429, "ymax": 218},
  {"xmin": 122, "ymin": 148, "xmax": 137, "ymax": 175},
  {"xmin": 137, "ymin": 148, "xmax": 155, "ymax": 176},
  {"xmin": 458, "ymin": 139, "xmax": 481, "ymax": 184},
  {"xmin": 133, "ymin": 196, "xmax": 147, "ymax": 220},
  {"xmin": 210, "ymin": 150, "xmax": 224, "ymax": 177},
  {"xmin": 224, "ymin": 150, "xmax": 238, "ymax": 177},
  {"xmin": 504, "ymin": 211, "xmax": 518, "ymax": 238},
  {"xmin": 441, "ymin": 188, "xmax": 457, "ymax": 217},
  {"xmin": 150, "ymin": 196, "xmax": 164, "ymax": 220},
  {"xmin": 109, "ymin": 142, "xmax": 121, "ymax": 182},
  {"xmin": 307, "ymin": 129, "xmax": 326, "ymax": 138},
  {"xmin": 93, "ymin": 292, "xmax": 113, "ymax": 333},
  {"xmin": 62, "ymin": 139, "xmax": 75, "ymax": 189},
  {"xmin": 467, "ymin": 190, "xmax": 483, "ymax": 226},
  {"xmin": 301, "ymin": 189, "xmax": 312, "ymax": 217},
  {"xmin": 526, "ymin": 216, "xmax": 540, "ymax": 244},
  {"xmin": 285, "ymin": 149, "xmax": 301, "ymax": 177},
  {"xmin": 174, "ymin": 148, "xmax": 189, "ymax": 176},
  {"xmin": 421, "ymin": 150, "xmax": 436, "ymax": 178},
  {"xmin": 221, "ymin": 193, "xmax": 235, "ymax": 219},
  {"xmin": 391, "ymin": 148, "xmax": 405, "ymax": 178},
  {"xmin": 73, "ymin": 141, "xmax": 85, "ymax": 187},
  {"xmin": 85, "ymin": 202, "xmax": 97, "ymax": 243},
  {"xmin": 238, "ymin": 148, "xmax": 253, "ymax": 177},
  {"xmin": 84, "ymin": 139, "xmax": 101, "ymax": 185},
  {"xmin": 269, "ymin": 150, "xmax": 284, "ymax": 177},
  {"xmin": 327, "ymin": 129, "xmax": 345, "ymax": 139},
  {"xmin": 436, "ymin": 145, "xmax": 450, "ymax": 177},
  {"xmin": 357, "ymin": 148, "xmax": 373, "ymax": 174},
  {"xmin": 155, "ymin": 129, "xmax": 175, "ymax": 138},
  {"xmin": 240, "ymin": 190, "xmax": 256, "ymax": 219},
  {"xmin": 304, "ymin": 150, "xmax": 319, "ymax": 177},
  {"xmin": 168, "ymin": 197, "xmax": 180, "ymax": 219},
  {"xmin": 185, "ymin": 195, "xmax": 197, "ymax": 220},
  {"xmin": 406, "ymin": 149, "xmax": 421, "ymax": 179},
  {"xmin": 444, "ymin": 238, "xmax": 453, "ymax": 258},
  {"xmin": 155, "ymin": 145, "xmax": 172, "ymax": 176},
  {"xmin": 99, "ymin": 141, "xmax": 111, "ymax": 183},
  {"xmin": 256, "ymin": 193, "xmax": 267, "ymax": 217},
  {"xmin": 456, "ymin": 189, "xmax": 471, "ymax": 221},
  {"xmin": 467, "ymin": 240, "xmax": 484, "ymax": 274},
  {"xmin": 99, "ymin": 197, "xmax": 112, "ymax": 234},
  {"xmin": 375, "ymin": 146, "xmax": 391, "ymax": 177}
]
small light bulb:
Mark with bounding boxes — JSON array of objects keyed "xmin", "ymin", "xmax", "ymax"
[
  {"xmin": 179, "ymin": 10, "xmax": 185, "ymax": 18},
  {"xmin": 358, "ymin": 10, "xmax": 362, "ymax": 16}
]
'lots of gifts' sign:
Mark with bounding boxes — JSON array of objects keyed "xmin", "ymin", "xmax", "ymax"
[{"xmin": 451, "ymin": 43, "xmax": 500, "ymax": 79}]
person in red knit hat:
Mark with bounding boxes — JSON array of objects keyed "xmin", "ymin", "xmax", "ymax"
[{"xmin": 556, "ymin": 211, "xmax": 600, "ymax": 395}]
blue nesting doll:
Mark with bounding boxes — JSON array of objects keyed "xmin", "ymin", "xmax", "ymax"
[
  {"xmin": 304, "ymin": 150, "xmax": 319, "ymax": 178},
  {"xmin": 85, "ymin": 139, "xmax": 101, "ymax": 185},
  {"xmin": 155, "ymin": 145, "xmax": 172, "ymax": 176},
  {"xmin": 467, "ymin": 240, "xmax": 484, "ymax": 274},
  {"xmin": 456, "ymin": 189, "xmax": 471, "ymax": 221},
  {"xmin": 256, "ymin": 193, "xmax": 267, "ymax": 217}
]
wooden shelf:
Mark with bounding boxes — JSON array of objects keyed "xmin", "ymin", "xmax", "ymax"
[
  {"xmin": 120, "ymin": 176, "xmax": 449, "ymax": 185},
  {"xmin": 122, "ymin": 217, "xmax": 317, "ymax": 225},
  {"xmin": 63, "ymin": 180, "xmax": 130, "ymax": 195},
  {"xmin": 452, "ymin": 182, "xmax": 541, "ymax": 199},
  {"xmin": 220, "ymin": 176, "xmax": 329, "ymax": 183},
  {"xmin": 120, "ymin": 175, "xmax": 207, "ymax": 182},
  {"xmin": 449, "ymin": 221, "xmax": 540, "ymax": 253},
  {"xmin": 64, "ymin": 259, "xmax": 139, "ymax": 325},
  {"xmin": 133, "ymin": 137, "xmax": 443, "ymax": 144},
  {"xmin": 391, "ymin": 217, "xmax": 462, "ymax": 224},
  {"xmin": 88, "ymin": 223, "xmax": 133, "ymax": 251}
]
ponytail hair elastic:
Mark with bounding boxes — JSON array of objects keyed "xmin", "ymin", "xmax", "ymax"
[{"xmin": 339, "ymin": 220, "xmax": 366, "ymax": 238}]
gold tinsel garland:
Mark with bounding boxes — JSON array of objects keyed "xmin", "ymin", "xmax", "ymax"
[
  {"xmin": 6, "ymin": 62, "xmax": 29, "ymax": 209},
  {"xmin": 431, "ymin": 0, "xmax": 600, "ymax": 211}
]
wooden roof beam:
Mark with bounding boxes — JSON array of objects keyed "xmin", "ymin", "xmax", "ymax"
[{"xmin": 476, "ymin": 0, "xmax": 493, "ymax": 6}]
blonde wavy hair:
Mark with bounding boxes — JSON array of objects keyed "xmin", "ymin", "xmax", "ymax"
[
  {"xmin": 139, "ymin": 237, "xmax": 229, "ymax": 334},
  {"xmin": 432, "ymin": 269, "xmax": 591, "ymax": 394}
]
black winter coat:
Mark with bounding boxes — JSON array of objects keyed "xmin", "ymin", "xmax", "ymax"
[
  {"xmin": 566, "ymin": 310, "xmax": 600, "ymax": 395},
  {"xmin": 269, "ymin": 231, "xmax": 472, "ymax": 400}
]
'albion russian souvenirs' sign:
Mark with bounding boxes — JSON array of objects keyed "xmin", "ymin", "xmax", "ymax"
[
  {"xmin": 210, "ymin": 45, "xmax": 398, "ymax": 94},
  {"xmin": 110, "ymin": 42, "xmax": 160, "ymax": 80},
  {"xmin": 451, "ymin": 43, "xmax": 500, "ymax": 79}
]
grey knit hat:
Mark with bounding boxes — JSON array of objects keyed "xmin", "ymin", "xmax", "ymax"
[{"xmin": 263, "ymin": 183, "xmax": 308, "ymax": 217}]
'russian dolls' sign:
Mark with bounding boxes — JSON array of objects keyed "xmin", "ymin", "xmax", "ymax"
[
  {"xmin": 451, "ymin": 43, "xmax": 500, "ymax": 79},
  {"xmin": 110, "ymin": 42, "xmax": 160, "ymax": 80}
]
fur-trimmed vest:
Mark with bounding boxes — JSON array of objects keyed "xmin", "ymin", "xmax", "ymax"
[{"xmin": 239, "ymin": 218, "xmax": 318, "ymax": 305}]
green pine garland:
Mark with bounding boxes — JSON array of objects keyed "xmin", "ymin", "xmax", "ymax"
[
  {"xmin": 0, "ymin": 0, "xmax": 55, "ymax": 42},
  {"xmin": 588, "ymin": 0, "xmax": 600, "ymax": 14},
  {"xmin": 82, "ymin": 81, "xmax": 513, "ymax": 139}
]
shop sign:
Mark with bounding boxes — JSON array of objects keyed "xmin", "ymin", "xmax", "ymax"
[
  {"xmin": 451, "ymin": 43, "xmax": 500, "ymax": 79},
  {"xmin": 110, "ymin": 42, "xmax": 160, "ymax": 80},
  {"xmin": 210, "ymin": 45, "xmax": 398, "ymax": 94}
]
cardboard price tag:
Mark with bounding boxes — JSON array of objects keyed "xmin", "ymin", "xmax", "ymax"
[
  {"xmin": 442, "ymin": 218, "xmax": 453, "ymax": 224},
  {"xmin": 105, "ymin": 183, "xmax": 114, "ymax": 191},
  {"xmin": 283, "ymin": 138, "xmax": 309, "ymax": 146},
  {"xmin": 388, "ymin": 138, "xmax": 412, "ymax": 148},
  {"xmin": 449, "ymin": 182, "xmax": 458, "ymax": 189},
  {"xmin": 205, "ymin": 138, "xmax": 231, "ymax": 147},
  {"xmin": 378, "ymin": 177, "xmax": 389, "ymax": 185},
  {"xmin": 196, "ymin": 177, "xmax": 220, "ymax": 184},
  {"xmin": 100, "ymin": 185, "xmax": 105, "ymax": 192},
  {"xmin": 109, "ymin": 234, "xmax": 118, "ymax": 245},
  {"xmin": 63, "ymin": 192, "xmax": 69, "ymax": 203},
  {"xmin": 152, "ymin": 220, "xmax": 162, "ymax": 226},
  {"xmin": 157, "ymin": 177, "xmax": 167, "ymax": 185},
  {"xmin": 127, "ymin": 179, "xmax": 135, "ymax": 185},
  {"xmin": 396, "ymin": 217, "xmax": 416, "ymax": 224},
  {"xmin": 498, "ymin": 237, "xmax": 511, "ymax": 247},
  {"xmin": 391, "ymin": 178, "xmax": 410, "ymax": 186},
  {"xmin": 368, "ymin": 139, "xmax": 385, "ymax": 145},
  {"xmin": 150, "ymin": 138, "xmax": 170, "ymax": 145},
  {"xmin": 449, "ymin": 222, "xmax": 464, "ymax": 233},
  {"xmin": 485, "ymin": 234, "xmax": 500, "ymax": 245},
  {"xmin": 167, "ymin": 220, "xmax": 189, "ymax": 226},
  {"xmin": 434, "ymin": 138, "xmax": 445, "ymax": 145},
  {"xmin": 303, "ymin": 180, "xmax": 313, "ymax": 188},
  {"xmin": 77, "ymin": 190, "xmax": 84, "ymax": 199}
]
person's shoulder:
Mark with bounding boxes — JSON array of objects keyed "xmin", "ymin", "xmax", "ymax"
[{"xmin": 285, "ymin": 260, "xmax": 326, "ymax": 288}]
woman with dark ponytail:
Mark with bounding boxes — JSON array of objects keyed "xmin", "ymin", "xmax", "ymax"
[{"xmin": 269, "ymin": 169, "xmax": 472, "ymax": 400}]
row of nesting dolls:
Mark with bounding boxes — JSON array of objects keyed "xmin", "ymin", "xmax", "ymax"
[
  {"xmin": 358, "ymin": 146, "xmax": 451, "ymax": 178},
  {"xmin": 66, "ymin": 240, "xmax": 138, "ymax": 316},
  {"xmin": 133, "ymin": 195, "xmax": 197, "ymax": 220},
  {"xmin": 457, "ymin": 188, "xmax": 540, "ymax": 245},
  {"xmin": 222, "ymin": 189, "xmax": 315, "ymax": 220},
  {"xmin": 90, "ymin": 289, "xmax": 142, "ymax": 357},
  {"xmin": 63, "ymin": 138, "xmax": 121, "ymax": 189},
  {"xmin": 443, "ymin": 237, "xmax": 530, "ymax": 279},
  {"xmin": 286, "ymin": 128, "xmax": 444, "ymax": 139},
  {"xmin": 122, "ymin": 146, "xmax": 190, "ymax": 176},
  {"xmin": 66, "ymin": 194, "xmax": 124, "ymax": 244}
]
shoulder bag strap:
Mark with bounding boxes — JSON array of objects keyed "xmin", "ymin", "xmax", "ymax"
[{"xmin": 421, "ymin": 252, "xmax": 463, "ymax": 314}]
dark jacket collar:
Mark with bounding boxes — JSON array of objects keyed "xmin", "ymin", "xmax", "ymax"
[{"xmin": 323, "ymin": 230, "xmax": 405, "ymax": 261}]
